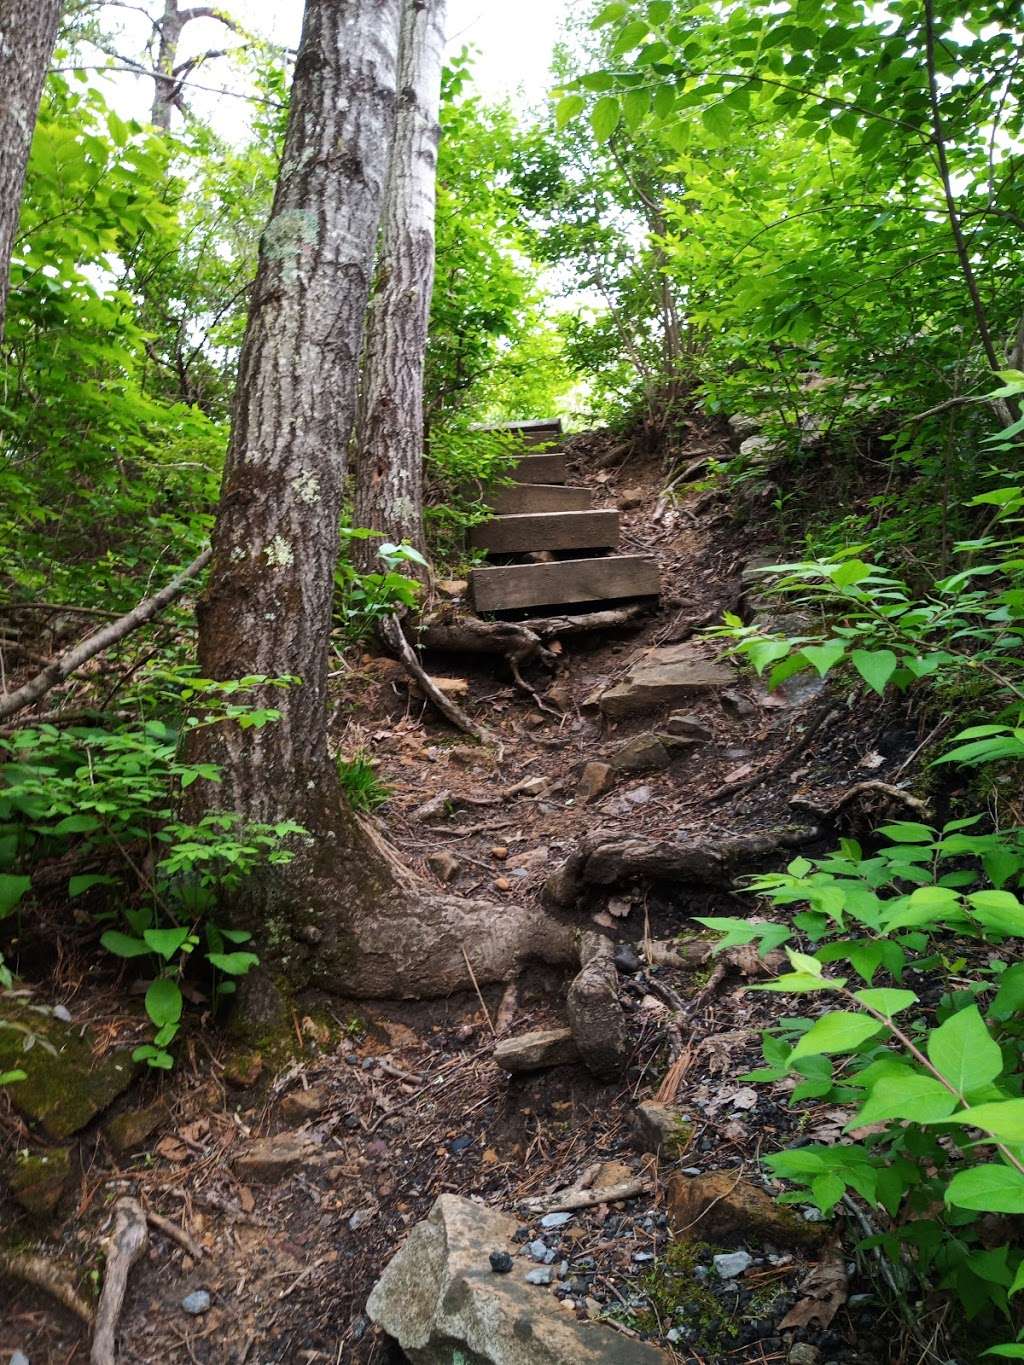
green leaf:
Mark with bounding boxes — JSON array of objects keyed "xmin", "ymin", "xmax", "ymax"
[
  {"xmin": 877, "ymin": 822, "xmax": 935, "ymax": 843},
  {"xmin": 555, "ymin": 95, "xmax": 586, "ymax": 129},
  {"xmin": 830, "ymin": 558, "xmax": 871, "ymax": 587},
  {"xmin": 68, "ymin": 873, "xmax": 118, "ymax": 897},
  {"xmin": 990, "ymin": 963, "xmax": 1024, "ymax": 1021},
  {"xmin": 591, "ymin": 96, "xmax": 620, "ymax": 142},
  {"xmin": 946, "ymin": 1164, "xmax": 1024, "ymax": 1214},
  {"xmin": 701, "ymin": 102, "xmax": 733, "ymax": 139},
  {"xmin": 144, "ymin": 978, "xmax": 182, "ymax": 1029},
  {"xmin": 0, "ymin": 873, "xmax": 31, "ymax": 916},
  {"xmin": 100, "ymin": 930, "xmax": 151, "ymax": 959},
  {"xmin": 789, "ymin": 1012, "xmax": 884, "ymax": 1060},
  {"xmin": 983, "ymin": 1348, "xmax": 1024, "ymax": 1359},
  {"xmin": 928, "ymin": 1006, "xmax": 1003, "ymax": 1094},
  {"xmin": 206, "ymin": 951, "xmax": 259, "ymax": 976},
  {"xmin": 853, "ymin": 1072, "xmax": 958, "ymax": 1125},
  {"xmin": 802, "ymin": 642, "xmax": 845, "ymax": 677},
  {"xmin": 591, "ymin": 2, "xmax": 630, "ymax": 28},
  {"xmin": 143, "ymin": 927, "xmax": 191, "ymax": 961},
  {"xmin": 851, "ymin": 649, "xmax": 898, "ymax": 694},
  {"xmin": 950, "ymin": 1100, "xmax": 1024, "ymax": 1141},
  {"xmin": 52, "ymin": 813, "xmax": 102, "ymax": 834},
  {"xmin": 853, "ymin": 988, "xmax": 917, "ymax": 1016}
]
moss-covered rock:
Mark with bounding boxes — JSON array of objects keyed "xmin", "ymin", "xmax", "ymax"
[
  {"xmin": 7, "ymin": 1146, "xmax": 73, "ymax": 1217},
  {"xmin": 666, "ymin": 1171, "xmax": 829, "ymax": 1251},
  {"xmin": 0, "ymin": 994, "xmax": 136, "ymax": 1138},
  {"xmin": 103, "ymin": 1099, "xmax": 168, "ymax": 1156}
]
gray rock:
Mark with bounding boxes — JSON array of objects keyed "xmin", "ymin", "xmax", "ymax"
[
  {"xmin": 527, "ymin": 1239, "xmax": 549, "ymax": 1262},
  {"xmin": 663, "ymin": 712, "xmax": 713, "ymax": 741},
  {"xmin": 540, "ymin": 1212, "xmax": 573, "ymax": 1229},
  {"xmin": 10, "ymin": 1352, "xmax": 30, "ymax": 1365},
  {"xmin": 610, "ymin": 734, "xmax": 670, "ymax": 773},
  {"xmin": 625, "ymin": 785, "xmax": 652, "ymax": 805},
  {"xmin": 525, "ymin": 1266, "xmax": 553, "ymax": 1285},
  {"xmin": 493, "ymin": 1028, "xmax": 579, "ymax": 1074},
  {"xmin": 713, "ymin": 1251, "xmax": 752, "ymax": 1279},
  {"xmin": 367, "ymin": 1194, "xmax": 671, "ymax": 1363},
  {"xmin": 597, "ymin": 644, "xmax": 733, "ymax": 718},
  {"xmin": 567, "ymin": 935, "xmax": 627, "ymax": 1081},
  {"xmin": 612, "ymin": 943, "xmax": 641, "ymax": 974},
  {"xmin": 634, "ymin": 1101, "xmax": 692, "ymax": 1157},
  {"xmin": 719, "ymin": 689, "xmax": 757, "ymax": 720},
  {"xmin": 788, "ymin": 1346, "xmax": 822, "ymax": 1365},
  {"xmin": 181, "ymin": 1290, "xmax": 211, "ymax": 1315}
]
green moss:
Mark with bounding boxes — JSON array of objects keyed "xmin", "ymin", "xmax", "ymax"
[
  {"xmin": 628, "ymin": 1241, "xmax": 740, "ymax": 1350},
  {"xmin": 7, "ymin": 1146, "xmax": 73, "ymax": 1217}
]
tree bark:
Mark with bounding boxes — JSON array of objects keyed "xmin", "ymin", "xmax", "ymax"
[
  {"xmin": 353, "ymin": 0, "xmax": 447, "ymax": 572},
  {"xmin": 0, "ymin": 0, "xmax": 62, "ymax": 341},
  {"xmin": 150, "ymin": 1, "xmax": 239, "ymax": 130},
  {"xmin": 187, "ymin": 0, "xmax": 571, "ymax": 1021}
]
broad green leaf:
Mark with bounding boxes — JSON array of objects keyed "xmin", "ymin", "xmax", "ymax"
[
  {"xmin": 52, "ymin": 813, "xmax": 102, "ymax": 835},
  {"xmin": 802, "ymin": 641, "xmax": 845, "ymax": 676},
  {"xmin": 830, "ymin": 558, "xmax": 871, "ymax": 587},
  {"xmin": 789, "ymin": 1012, "xmax": 884, "ymax": 1060},
  {"xmin": 0, "ymin": 873, "xmax": 31, "ymax": 916},
  {"xmin": 946, "ymin": 1164, "xmax": 1024, "ymax": 1214},
  {"xmin": 701, "ymin": 102, "xmax": 733, "ymax": 139},
  {"xmin": 100, "ymin": 930, "xmax": 151, "ymax": 959},
  {"xmin": 851, "ymin": 649, "xmax": 898, "ymax": 694},
  {"xmin": 591, "ymin": 1, "xmax": 629, "ymax": 26},
  {"xmin": 68, "ymin": 874, "xmax": 118, "ymax": 897},
  {"xmin": 143, "ymin": 927, "xmax": 192, "ymax": 961},
  {"xmin": 853, "ymin": 1072, "xmax": 957, "ymax": 1125},
  {"xmin": 555, "ymin": 95, "xmax": 586, "ymax": 129},
  {"xmin": 591, "ymin": 96, "xmax": 620, "ymax": 142},
  {"xmin": 949, "ymin": 1100, "xmax": 1024, "ymax": 1141},
  {"xmin": 877, "ymin": 822, "xmax": 935, "ymax": 843},
  {"xmin": 206, "ymin": 951, "xmax": 259, "ymax": 976},
  {"xmin": 853, "ymin": 988, "xmax": 917, "ymax": 1016},
  {"xmin": 928, "ymin": 1006, "xmax": 1003, "ymax": 1094},
  {"xmin": 144, "ymin": 978, "xmax": 182, "ymax": 1028}
]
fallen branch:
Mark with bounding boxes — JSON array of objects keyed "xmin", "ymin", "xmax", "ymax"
[
  {"xmin": 381, "ymin": 614, "xmax": 498, "ymax": 750},
  {"xmin": 91, "ymin": 1197, "xmax": 149, "ymax": 1365},
  {"xmin": 519, "ymin": 1178, "xmax": 649, "ymax": 1214},
  {"xmin": 517, "ymin": 605, "xmax": 646, "ymax": 639},
  {"xmin": 0, "ymin": 1248, "xmax": 95, "ymax": 1326},
  {"xmin": 707, "ymin": 704, "xmax": 841, "ymax": 803},
  {"xmin": 0, "ymin": 549, "xmax": 211, "ymax": 722},
  {"xmin": 792, "ymin": 780, "xmax": 931, "ymax": 821},
  {"xmin": 144, "ymin": 1207, "xmax": 203, "ymax": 1261}
]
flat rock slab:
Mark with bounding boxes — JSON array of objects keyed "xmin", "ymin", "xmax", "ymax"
[
  {"xmin": 368, "ymin": 1193, "xmax": 671, "ymax": 1364},
  {"xmin": 594, "ymin": 643, "xmax": 733, "ymax": 717},
  {"xmin": 233, "ymin": 1131, "xmax": 320, "ymax": 1184},
  {"xmin": 493, "ymin": 1027, "xmax": 578, "ymax": 1073},
  {"xmin": 0, "ymin": 994, "xmax": 137, "ymax": 1139}
]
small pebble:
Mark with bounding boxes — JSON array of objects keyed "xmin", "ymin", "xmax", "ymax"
[
  {"xmin": 527, "ymin": 1239, "xmax": 549, "ymax": 1262},
  {"xmin": 525, "ymin": 1267, "xmax": 553, "ymax": 1286},
  {"xmin": 612, "ymin": 943, "xmax": 641, "ymax": 974},
  {"xmin": 10, "ymin": 1353, "xmax": 30, "ymax": 1365},
  {"xmin": 52, "ymin": 1005, "xmax": 72, "ymax": 1023},
  {"xmin": 344, "ymin": 1053, "xmax": 359, "ymax": 1065},
  {"xmin": 350, "ymin": 1317, "xmax": 368, "ymax": 1342},
  {"xmin": 447, "ymin": 1135, "xmax": 472, "ymax": 1154},
  {"xmin": 632, "ymin": 1251, "xmax": 655, "ymax": 1263},
  {"xmin": 802, "ymin": 1206, "xmax": 825, "ymax": 1222},
  {"xmin": 489, "ymin": 1250, "xmax": 513, "ymax": 1274},
  {"xmin": 540, "ymin": 1212, "xmax": 572, "ymax": 1229},
  {"xmin": 348, "ymin": 1208, "xmax": 372, "ymax": 1231},
  {"xmin": 360, "ymin": 1057, "xmax": 375, "ymax": 1071},
  {"xmin": 181, "ymin": 1290, "xmax": 211, "ymax": 1316},
  {"xmin": 713, "ymin": 1250, "xmax": 752, "ymax": 1279}
]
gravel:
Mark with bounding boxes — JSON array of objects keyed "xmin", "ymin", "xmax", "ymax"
[{"xmin": 181, "ymin": 1290, "xmax": 211, "ymax": 1316}]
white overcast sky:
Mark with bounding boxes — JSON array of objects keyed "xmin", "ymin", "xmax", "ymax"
[{"xmin": 94, "ymin": 1, "xmax": 570, "ymax": 133}]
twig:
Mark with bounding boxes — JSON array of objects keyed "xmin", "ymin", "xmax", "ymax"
[
  {"xmin": 519, "ymin": 1177, "xmax": 648, "ymax": 1214},
  {"xmin": 0, "ymin": 1248, "xmax": 94, "ymax": 1326},
  {"xmin": 144, "ymin": 1207, "xmax": 204, "ymax": 1261},
  {"xmin": 91, "ymin": 1197, "xmax": 149, "ymax": 1365},
  {"xmin": 0, "ymin": 549, "xmax": 211, "ymax": 721},
  {"xmin": 380, "ymin": 613, "xmax": 498, "ymax": 750},
  {"xmin": 461, "ymin": 946, "xmax": 496, "ymax": 1036}
]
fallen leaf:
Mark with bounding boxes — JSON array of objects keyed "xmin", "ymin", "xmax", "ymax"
[
  {"xmin": 730, "ymin": 1086, "xmax": 758, "ymax": 1111},
  {"xmin": 724, "ymin": 763, "xmax": 754, "ymax": 783},
  {"xmin": 778, "ymin": 1248, "xmax": 848, "ymax": 1331},
  {"xmin": 155, "ymin": 1135, "xmax": 189, "ymax": 1163},
  {"xmin": 858, "ymin": 750, "xmax": 885, "ymax": 769}
]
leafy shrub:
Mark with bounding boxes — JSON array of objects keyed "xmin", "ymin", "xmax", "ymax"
[{"xmin": 700, "ymin": 819, "xmax": 1024, "ymax": 1345}]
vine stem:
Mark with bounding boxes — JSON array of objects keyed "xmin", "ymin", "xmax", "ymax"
[{"xmin": 837, "ymin": 985, "xmax": 1024, "ymax": 1179}]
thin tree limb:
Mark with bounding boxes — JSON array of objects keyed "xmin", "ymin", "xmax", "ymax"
[
  {"xmin": 0, "ymin": 548, "xmax": 211, "ymax": 722},
  {"xmin": 379, "ymin": 613, "xmax": 498, "ymax": 750}
]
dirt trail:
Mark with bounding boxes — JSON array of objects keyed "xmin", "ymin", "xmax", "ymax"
[{"xmin": 1, "ymin": 425, "xmax": 917, "ymax": 1364}]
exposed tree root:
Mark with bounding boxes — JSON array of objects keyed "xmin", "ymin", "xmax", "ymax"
[
  {"xmin": 0, "ymin": 1248, "xmax": 95, "ymax": 1327},
  {"xmin": 91, "ymin": 1197, "xmax": 148, "ymax": 1365}
]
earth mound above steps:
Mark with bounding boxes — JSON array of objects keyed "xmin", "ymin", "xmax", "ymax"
[
  {"xmin": 586, "ymin": 642, "xmax": 733, "ymax": 717},
  {"xmin": 368, "ymin": 1193, "xmax": 671, "ymax": 1364}
]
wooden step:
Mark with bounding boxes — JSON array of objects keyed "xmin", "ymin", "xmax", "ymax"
[
  {"xmin": 487, "ymin": 483, "xmax": 592, "ymax": 515},
  {"xmin": 510, "ymin": 452, "xmax": 566, "ymax": 484},
  {"xmin": 474, "ymin": 417, "xmax": 562, "ymax": 448},
  {"xmin": 471, "ymin": 555, "xmax": 660, "ymax": 613},
  {"xmin": 469, "ymin": 509, "xmax": 619, "ymax": 554}
]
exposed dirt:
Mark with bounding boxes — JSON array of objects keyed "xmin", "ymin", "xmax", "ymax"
[{"xmin": 1, "ymin": 422, "xmax": 934, "ymax": 1364}]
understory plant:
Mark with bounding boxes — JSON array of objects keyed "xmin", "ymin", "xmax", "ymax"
[{"xmin": 700, "ymin": 818, "xmax": 1024, "ymax": 1352}]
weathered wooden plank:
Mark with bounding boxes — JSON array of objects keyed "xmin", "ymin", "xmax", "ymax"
[
  {"xmin": 470, "ymin": 510, "xmax": 619, "ymax": 554},
  {"xmin": 510, "ymin": 453, "xmax": 566, "ymax": 484},
  {"xmin": 474, "ymin": 418, "xmax": 562, "ymax": 440},
  {"xmin": 471, "ymin": 555, "xmax": 660, "ymax": 613},
  {"xmin": 486, "ymin": 484, "xmax": 592, "ymax": 515}
]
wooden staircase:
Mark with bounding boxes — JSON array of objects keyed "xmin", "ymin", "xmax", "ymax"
[{"xmin": 468, "ymin": 420, "xmax": 661, "ymax": 614}]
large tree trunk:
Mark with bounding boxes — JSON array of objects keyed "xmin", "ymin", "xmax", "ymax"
[
  {"xmin": 353, "ymin": 0, "xmax": 447, "ymax": 571},
  {"xmin": 189, "ymin": 0, "xmax": 572, "ymax": 1023},
  {"xmin": 0, "ymin": 0, "xmax": 62, "ymax": 340}
]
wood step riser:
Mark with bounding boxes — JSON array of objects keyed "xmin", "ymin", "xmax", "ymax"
[
  {"xmin": 509, "ymin": 453, "xmax": 566, "ymax": 484},
  {"xmin": 486, "ymin": 484, "xmax": 592, "ymax": 515},
  {"xmin": 469, "ymin": 510, "xmax": 619, "ymax": 554},
  {"xmin": 471, "ymin": 555, "xmax": 660, "ymax": 613}
]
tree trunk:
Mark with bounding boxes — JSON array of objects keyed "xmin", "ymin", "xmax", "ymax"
[
  {"xmin": 0, "ymin": 0, "xmax": 62, "ymax": 341},
  {"xmin": 188, "ymin": 0, "xmax": 571, "ymax": 1024},
  {"xmin": 353, "ymin": 0, "xmax": 447, "ymax": 572},
  {"xmin": 150, "ymin": 1, "xmax": 240, "ymax": 131}
]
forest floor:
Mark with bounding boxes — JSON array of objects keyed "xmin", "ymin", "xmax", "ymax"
[{"xmin": 1, "ymin": 422, "xmax": 937, "ymax": 1365}]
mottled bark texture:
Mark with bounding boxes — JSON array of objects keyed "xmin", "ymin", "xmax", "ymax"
[
  {"xmin": 0, "ymin": 0, "xmax": 62, "ymax": 340},
  {"xmin": 353, "ymin": 0, "xmax": 447, "ymax": 571},
  {"xmin": 189, "ymin": 0, "xmax": 573, "ymax": 1017}
]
